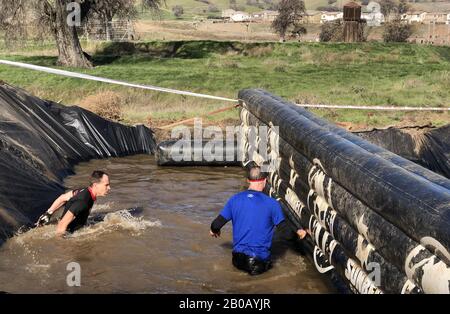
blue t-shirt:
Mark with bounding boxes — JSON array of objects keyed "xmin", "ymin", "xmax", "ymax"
[{"xmin": 220, "ymin": 190, "xmax": 285, "ymax": 261}]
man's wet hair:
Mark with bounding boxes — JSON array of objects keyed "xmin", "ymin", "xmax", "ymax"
[
  {"xmin": 245, "ymin": 161, "xmax": 268, "ymax": 181},
  {"xmin": 90, "ymin": 170, "xmax": 108, "ymax": 186}
]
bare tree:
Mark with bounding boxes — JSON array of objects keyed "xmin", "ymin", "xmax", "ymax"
[
  {"xmin": 271, "ymin": 0, "xmax": 306, "ymax": 42},
  {"xmin": 379, "ymin": 0, "xmax": 397, "ymax": 22},
  {"xmin": 0, "ymin": 0, "xmax": 161, "ymax": 68},
  {"xmin": 397, "ymin": 0, "xmax": 410, "ymax": 15},
  {"xmin": 383, "ymin": 18, "xmax": 412, "ymax": 42}
]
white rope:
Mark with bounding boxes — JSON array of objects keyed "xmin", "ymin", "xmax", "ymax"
[
  {"xmin": 0, "ymin": 59, "xmax": 237, "ymax": 103},
  {"xmin": 296, "ymin": 103, "xmax": 449, "ymax": 111},
  {"xmin": 1, "ymin": 59, "xmax": 448, "ymax": 111}
]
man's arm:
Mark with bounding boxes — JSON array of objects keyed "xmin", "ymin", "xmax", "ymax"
[
  {"xmin": 272, "ymin": 201, "xmax": 308, "ymax": 240},
  {"xmin": 56, "ymin": 210, "xmax": 75, "ymax": 236},
  {"xmin": 211, "ymin": 196, "xmax": 233, "ymax": 238},
  {"xmin": 277, "ymin": 220, "xmax": 308, "ymax": 241},
  {"xmin": 47, "ymin": 191, "xmax": 73, "ymax": 214},
  {"xmin": 36, "ymin": 191, "xmax": 73, "ymax": 226},
  {"xmin": 210, "ymin": 215, "xmax": 228, "ymax": 238}
]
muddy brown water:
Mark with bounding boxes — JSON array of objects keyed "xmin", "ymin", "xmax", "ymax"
[{"xmin": 0, "ymin": 155, "xmax": 335, "ymax": 293}]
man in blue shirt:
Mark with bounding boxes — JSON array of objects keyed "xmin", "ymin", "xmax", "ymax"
[{"xmin": 210, "ymin": 163, "xmax": 307, "ymax": 275}]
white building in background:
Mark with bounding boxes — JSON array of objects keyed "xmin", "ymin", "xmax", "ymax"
[
  {"xmin": 401, "ymin": 11, "xmax": 427, "ymax": 24},
  {"xmin": 252, "ymin": 10, "xmax": 279, "ymax": 21},
  {"xmin": 362, "ymin": 1, "xmax": 385, "ymax": 26},
  {"xmin": 261, "ymin": 10, "xmax": 279, "ymax": 21},
  {"xmin": 447, "ymin": 13, "xmax": 450, "ymax": 25},
  {"xmin": 304, "ymin": 10, "xmax": 322, "ymax": 24},
  {"xmin": 320, "ymin": 12, "xmax": 343, "ymax": 24},
  {"xmin": 362, "ymin": 12, "xmax": 385, "ymax": 26},
  {"xmin": 230, "ymin": 12, "xmax": 252, "ymax": 22}
]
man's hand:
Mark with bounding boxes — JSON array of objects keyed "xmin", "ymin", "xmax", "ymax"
[
  {"xmin": 297, "ymin": 229, "xmax": 308, "ymax": 239},
  {"xmin": 36, "ymin": 212, "xmax": 52, "ymax": 227},
  {"xmin": 210, "ymin": 230, "xmax": 221, "ymax": 238}
]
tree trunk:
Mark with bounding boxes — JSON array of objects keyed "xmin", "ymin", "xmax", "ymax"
[
  {"xmin": 105, "ymin": 15, "xmax": 113, "ymax": 41},
  {"xmin": 54, "ymin": 0, "xmax": 93, "ymax": 68},
  {"xmin": 105, "ymin": 20, "xmax": 112, "ymax": 41}
]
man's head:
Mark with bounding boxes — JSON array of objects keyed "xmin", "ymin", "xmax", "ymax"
[
  {"xmin": 246, "ymin": 162, "xmax": 267, "ymax": 192},
  {"xmin": 89, "ymin": 170, "xmax": 110, "ymax": 197}
]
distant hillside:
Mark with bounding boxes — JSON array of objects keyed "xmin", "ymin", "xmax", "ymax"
[
  {"xmin": 137, "ymin": 0, "xmax": 280, "ymax": 20},
  {"xmin": 412, "ymin": 1, "xmax": 450, "ymax": 12},
  {"xmin": 302, "ymin": 0, "xmax": 450, "ymax": 12},
  {"xmin": 136, "ymin": 0, "xmax": 450, "ymax": 20}
]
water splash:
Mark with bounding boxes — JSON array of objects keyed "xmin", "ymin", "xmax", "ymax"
[
  {"xmin": 10, "ymin": 209, "xmax": 161, "ymax": 263},
  {"xmin": 6, "ymin": 209, "xmax": 161, "ymax": 280},
  {"xmin": 91, "ymin": 202, "xmax": 114, "ymax": 213},
  {"xmin": 68, "ymin": 209, "xmax": 162, "ymax": 239}
]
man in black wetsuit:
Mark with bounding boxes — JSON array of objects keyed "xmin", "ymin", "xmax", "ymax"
[{"xmin": 36, "ymin": 170, "xmax": 111, "ymax": 236}]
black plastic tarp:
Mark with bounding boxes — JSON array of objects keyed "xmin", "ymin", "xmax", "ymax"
[
  {"xmin": 355, "ymin": 125, "xmax": 450, "ymax": 179},
  {"xmin": 0, "ymin": 83, "xmax": 156, "ymax": 242}
]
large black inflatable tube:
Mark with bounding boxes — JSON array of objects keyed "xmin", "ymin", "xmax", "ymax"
[
  {"xmin": 244, "ymin": 109, "xmax": 450, "ymax": 278},
  {"xmin": 274, "ymin": 164, "xmax": 419, "ymax": 293},
  {"xmin": 266, "ymin": 174, "xmax": 384, "ymax": 294},
  {"xmin": 275, "ymin": 139, "xmax": 450, "ymax": 291},
  {"xmin": 239, "ymin": 91, "xmax": 450, "ymax": 293},
  {"xmin": 256, "ymin": 89, "xmax": 450, "ymax": 187},
  {"xmin": 156, "ymin": 139, "xmax": 241, "ymax": 166},
  {"xmin": 271, "ymin": 187, "xmax": 356, "ymax": 294},
  {"xmin": 244, "ymin": 133, "xmax": 422, "ymax": 294},
  {"xmin": 239, "ymin": 89, "xmax": 450, "ymax": 253}
]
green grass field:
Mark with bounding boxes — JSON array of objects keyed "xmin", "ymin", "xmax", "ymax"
[{"xmin": 0, "ymin": 40, "xmax": 449, "ymax": 129}]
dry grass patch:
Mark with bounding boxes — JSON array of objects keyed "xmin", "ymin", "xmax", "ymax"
[
  {"xmin": 245, "ymin": 45, "xmax": 274, "ymax": 57},
  {"xmin": 79, "ymin": 91, "xmax": 124, "ymax": 122}
]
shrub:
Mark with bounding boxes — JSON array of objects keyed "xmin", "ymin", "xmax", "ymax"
[
  {"xmin": 172, "ymin": 5, "xmax": 184, "ymax": 18},
  {"xmin": 383, "ymin": 20, "xmax": 413, "ymax": 42},
  {"xmin": 319, "ymin": 20, "xmax": 344, "ymax": 42}
]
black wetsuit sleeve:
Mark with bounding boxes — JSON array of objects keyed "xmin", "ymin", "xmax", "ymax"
[
  {"xmin": 211, "ymin": 215, "xmax": 228, "ymax": 233},
  {"xmin": 277, "ymin": 220, "xmax": 298, "ymax": 241},
  {"xmin": 67, "ymin": 199, "xmax": 86, "ymax": 217}
]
